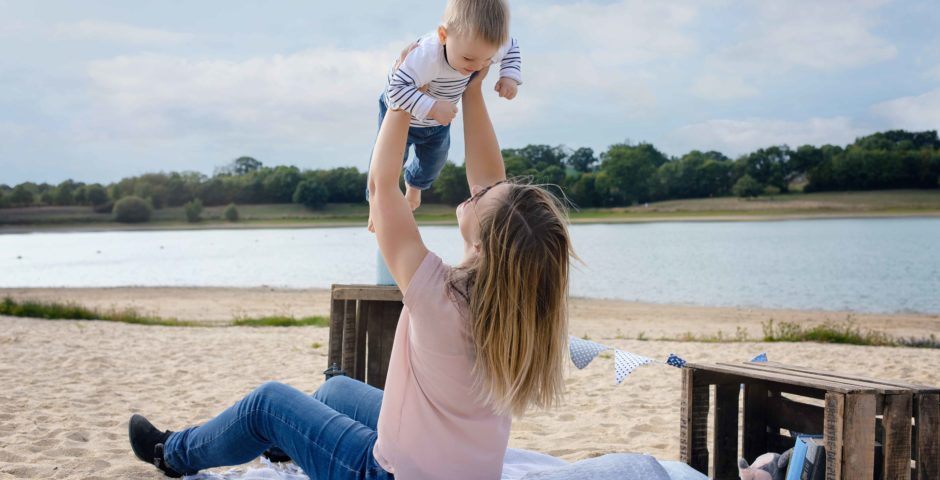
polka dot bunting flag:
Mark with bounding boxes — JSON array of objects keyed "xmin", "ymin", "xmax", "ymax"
[
  {"xmin": 614, "ymin": 349, "xmax": 654, "ymax": 385},
  {"xmin": 568, "ymin": 335, "xmax": 610, "ymax": 370}
]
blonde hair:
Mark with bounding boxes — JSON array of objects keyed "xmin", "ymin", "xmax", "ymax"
[
  {"xmin": 442, "ymin": 0, "xmax": 510, "ymax": 46},
  {"xmin": 451, "ymin": 181, "xmax": 573, "ymax": 416}
]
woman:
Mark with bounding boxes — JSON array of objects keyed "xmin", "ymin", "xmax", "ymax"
[{"xmin": 128, "ymin": 62, "xmax": 573, "ymax": 480}]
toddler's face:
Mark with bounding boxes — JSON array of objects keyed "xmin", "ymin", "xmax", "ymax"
[{"xmin": 441, "ymin": 29, "xmax": 499, "ymax": 76}]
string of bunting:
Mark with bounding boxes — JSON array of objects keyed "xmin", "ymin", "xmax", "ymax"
[{"xmin": 568, "ymin": 335, "xmax": 767, "ymax": 385}]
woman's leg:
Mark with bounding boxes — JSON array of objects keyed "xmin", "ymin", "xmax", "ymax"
[
  {"xmin": 312, "ymin": 376, "xmax": 384, "ymax": 430},
  {"xmin": 163, "ymin": 381, "xmax": 388, "ymax": 479}
]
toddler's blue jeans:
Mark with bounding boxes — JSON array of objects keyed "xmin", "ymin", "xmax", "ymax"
[{"xmin": 366, "ymin": 96, "xmax": 451, "ymax": 200}]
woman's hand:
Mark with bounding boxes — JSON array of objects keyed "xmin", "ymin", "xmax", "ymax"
[
  {"xmin": 393, "ymin": 42, "xmax": 419, "ymax": 71},
  {"xmin": 465, "ymin": 65, "xmax": 491, "ymax": 94}
]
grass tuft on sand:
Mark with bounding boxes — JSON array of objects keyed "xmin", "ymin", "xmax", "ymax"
[{"xmin": 0, "ymin": 297, "xmax": 327, "ymax": 328}]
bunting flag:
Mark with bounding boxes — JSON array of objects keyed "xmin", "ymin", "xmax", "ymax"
[
  {"xmin": 665, "ymin": 353, "xmax": 687, "ymax": 368},
  {"xmin": 751, "ymin": 352, "xmax": 768, "ymax": 363},
  {"xmin": 568, "ymin": 335, "xmax": 611, "ymax": 370},
  {"xmin": 614, "ymin": 349, "xmax": 654, "ymax": 384}
]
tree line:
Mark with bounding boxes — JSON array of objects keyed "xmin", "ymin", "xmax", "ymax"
[{"xmin": 2, "ymin": 129, "xmax": 938, "ymax": 211}]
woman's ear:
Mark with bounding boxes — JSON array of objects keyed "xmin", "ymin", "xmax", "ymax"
[{"xmin": 437, "ymin": 25, "xmax": 448, "ymax": 45}]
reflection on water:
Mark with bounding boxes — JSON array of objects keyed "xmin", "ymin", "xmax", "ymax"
[{"xmin": 1, "ymin": 218, "xmax": 938, "ymax": 314}]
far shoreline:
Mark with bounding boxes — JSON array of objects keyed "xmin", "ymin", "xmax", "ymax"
[{"xmin": 2, "ymin": 209, "xmax": 939, "ymax": 235}]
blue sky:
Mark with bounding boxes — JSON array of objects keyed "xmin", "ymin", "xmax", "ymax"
[{"xmin": 1, "ymin": 0, "xmax": 938, "ymax": 185}]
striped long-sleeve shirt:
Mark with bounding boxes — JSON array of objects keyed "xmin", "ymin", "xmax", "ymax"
[{"xmin": 384, "ymin": 32, "xmax": 522, "ymax": 128}]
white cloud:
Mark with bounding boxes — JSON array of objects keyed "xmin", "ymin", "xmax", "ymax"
[
  {"xmin": 714, "ymin": 0, "xmax": 896, "ymax": 73},
  {"xmin": 690, "ymin": 74, "xmax": 759, "ymax": 100},
  {"xmin": 80, "ymin": 45, "xmax": 400, "ymax": 146},
  {"xmin": 55, "ymin": 20, "xmax": 194, "ymax": 46},
  {"xmin": 669, "ymin": 116, "xmax": 867, "ymax": 156},
  {"xmin": 870, "ymin": 88, "xmax": 940, "ymax": 131},
  {"xmin": 510, "ymin": 1, "xmax": 700, "ymax": 116},
  {"xmin": 521, "ymin": 1, "xmax": 699, "ymax": 65}
]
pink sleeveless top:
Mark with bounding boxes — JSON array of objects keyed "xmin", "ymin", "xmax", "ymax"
[{"xmin": 372, "ymin": 252, "xmax": 511, "ymax": 479}]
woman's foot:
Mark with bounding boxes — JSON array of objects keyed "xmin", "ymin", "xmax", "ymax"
[
  {"xmin": 128, "ymin": 414, "xmax": 182, "ymax": 478},
  {"xmin": 404, "ymin": 184, "xmax": 422, "ymax": 211}
]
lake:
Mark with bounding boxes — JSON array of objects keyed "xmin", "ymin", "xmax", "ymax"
[{"xmin": 1, "ymin": 218, "xmax": 938, "ymax": 314}]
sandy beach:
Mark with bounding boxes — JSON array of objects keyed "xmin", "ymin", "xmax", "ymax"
[{"xmin": 1, "ymin": 287, "xmax": 939, "ymax": 479}]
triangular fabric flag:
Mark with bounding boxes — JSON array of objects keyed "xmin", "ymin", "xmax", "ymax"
[
  {"xmin": 568, "ymin": 336, "xmax": 610, "ymax": 369},
  {"xmin": 614, "ymin": 349, "xmax": 654, "ymax": 384},
  {"xmin": 751, "ymin": 352, "xmax": 768, "ymax": 363},
  {"xmin": 666, "ymin": 353, "xmax": 687, "ymax": 368}
]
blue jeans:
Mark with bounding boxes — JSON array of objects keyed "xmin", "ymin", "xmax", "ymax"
[
  {"xmin": 163, "ymin": 376, "xmax": 393, "ymax": 480},
  {"xmin": 366, "ymin": 96, "xmax": 451, "ymax": 199}
]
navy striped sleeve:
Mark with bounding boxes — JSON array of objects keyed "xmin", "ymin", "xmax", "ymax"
[{"xmin": 496, "ymin": 37, "xmax": 522, "ymax": 85}]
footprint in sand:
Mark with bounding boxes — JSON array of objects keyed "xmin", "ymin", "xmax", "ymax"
[{"xmin": 65, "ymin": 431, "xmax": 89, "ymax": 442}]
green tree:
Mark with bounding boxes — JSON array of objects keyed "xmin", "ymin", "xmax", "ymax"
[
  {"xmin": 217, "ymin": 156, "xmax": 263, "ymax": 176},
  {"xmin": 598, "ymin": 143, "xmax": 668, "ymax": 205},
  {"xmin": 732, "ymin": 174, "xmax": 763, "ymax": 198},
  {"xmin": 10, "ymin": 185, "xmax": 35, "ymax": 206},
  {"xmin": 430, "ymin": 162, "xmax": 470, "ymax": 204},
  {"xmin": 85, "ymin": 184, "xmax": 109, "ymax": 206},
  {"xmin": 184, "ymin": 198, "xmax": 203, "ymax": 223},
  {"xmin": 113, "ymin": 196, "xmax": 152, "ymax": 223},
  {"xmin": 223, "ymin": 203, "xmax": 239, "ymax": 222},
  {"xmin": 293, "ymin": 179, "xmax": 329, "ymax": 209},
  {"xmin": 264, "ymin": 166, "xmax": 303, "ymax": 203},
  {"xmin": 738, "ymin": 146, "xmax": 790, "ymax": 192},
  {"xmin": 233, "ymin": 156, "xmax": 262, "ymax": 175},
  {"xmin": 567, "ymin": 147, "xmax": 597, "ymax": 172},
  {"xmin": 569, "ymin": 172, "xmax": 600, "ymax": 207}
]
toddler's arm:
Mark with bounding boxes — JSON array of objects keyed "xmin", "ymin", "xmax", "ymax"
[
  {"xmin": 491, "ymin": 38, "xmax": 522, "ymax": 99},
  {"xmin": 385, "ymin": 42, "xmax": 438, "ymax": 122}
]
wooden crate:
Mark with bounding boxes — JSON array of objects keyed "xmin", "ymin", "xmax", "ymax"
[
  {"xmin": 327, "ymin": 284, "xmax": 403, "ymax": 390},
  {"xmin": 680, "ymin": 362, "xmax": 939, "ymax": 480}
]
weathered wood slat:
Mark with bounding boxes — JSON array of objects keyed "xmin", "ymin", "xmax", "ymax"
[
  {"xmin": 842, "ymin": 393, "xmax": 876, "ymax": 480},
  {"xmin": 825, "ymin": 392, "xmax": 845, "ymax": 480},
  {"xmin": 882, "ymin": 393, "xmax": 913, "ymax": 480},
  {"xmin": 762, "ymin": 362, "xmax": 940, "ymax": 393},
  {"xmin": 743, "ymin": 383, "xmax": 769, "ymax": 462},
  {"xmin": 331, "ymin": 285, "xmax": 403, "ymax": 301},
  {"xmin": 765, "ymin": 393, "xmax": 825, "ymax": 436},
  {"xmin": 714, "ymin": 384, "xmax": 740, "ymax": 479},
  {"xmin": 915, "ymin": 393, "xmax": 939, "ymax": 480},
  {"xmin": 708, "ymin": 362, "xmax": 876, "ymax": 394},
  {"xmin": 328, "ymin": 298, "xmax": 344, "ymax": 368},
  {"xmin": 680, "ymin": 369, "xmax": 710, "ymax": 475},
  {"xmin": 736, "ymin": 362, "xmax": 909, "ymax": 395},
  {"xmin": 353, "ymin": 300, "xmax": 367, "ymax": 381},
  {"xmin": 341, "ymin": 299, "xmax": 358, "ymax": 380}
]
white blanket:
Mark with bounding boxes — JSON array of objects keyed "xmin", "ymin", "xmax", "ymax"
[{"xmin": 183, "ymin": 448, "xmax": 708, "ymax": 480}]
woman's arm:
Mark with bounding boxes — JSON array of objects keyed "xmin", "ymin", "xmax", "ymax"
[
  {"xmin": 462, "ymin": 66, "xmax": 507, "ymax": 189},
  {"xmin": 368, "ymin": 108, "xmax": 429, "ymax": 292}
]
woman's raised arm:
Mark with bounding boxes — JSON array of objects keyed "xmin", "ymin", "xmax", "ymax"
[
  {"xmin": 368, "ymin": 108, "xmax": 429, "ymax": 292},
  {"xmin": 462, "ymin": 66, "xmax": 507, "ymax": 189}
]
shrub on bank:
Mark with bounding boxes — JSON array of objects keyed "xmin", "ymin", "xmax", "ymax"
[
  {"xmin": 113, "ymin": 196, "xmax": 152, "ymax": 223},
  {"xmin": 223, "ymin": 203, "xmax": 239, "ymax": 222},
  {"xmin": 184, "ymin": 198, "xmax": 203, "ymax": 223}
]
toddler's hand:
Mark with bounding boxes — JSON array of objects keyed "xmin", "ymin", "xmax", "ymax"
[
  {"xmin": 495, "ymin": 77, "xmax": 518, "ymax": 100},
  {"xmin": 428, "ymin": 100, "xmax": 458, "ymax": 126}
]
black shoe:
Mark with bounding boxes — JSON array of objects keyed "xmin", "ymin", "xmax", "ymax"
[
  {"xmin": 129, "ymin": 414, "xmax": 183, "ymax": 478},
  {"xmin": 262, "ymin": 446, "xmax": 293, "ymax": 463}
]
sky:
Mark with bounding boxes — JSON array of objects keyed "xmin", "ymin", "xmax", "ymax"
[{"xmin": 1, "ymin": 0, "xmax": 938, "ymax": 185}]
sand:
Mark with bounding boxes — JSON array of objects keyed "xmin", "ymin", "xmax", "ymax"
[{"xmin": 1, "ymin": 287, "xmax": 939, "ymax": 479}]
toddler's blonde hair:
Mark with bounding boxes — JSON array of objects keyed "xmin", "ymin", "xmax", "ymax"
[{"xmin": 443, "ymin": 0, "xmax": 509, "ymax": 46}]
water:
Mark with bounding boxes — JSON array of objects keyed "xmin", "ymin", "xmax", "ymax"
[{"xmin": 1, "ymin": 218, "xmax": 938, "ymax": 314}]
